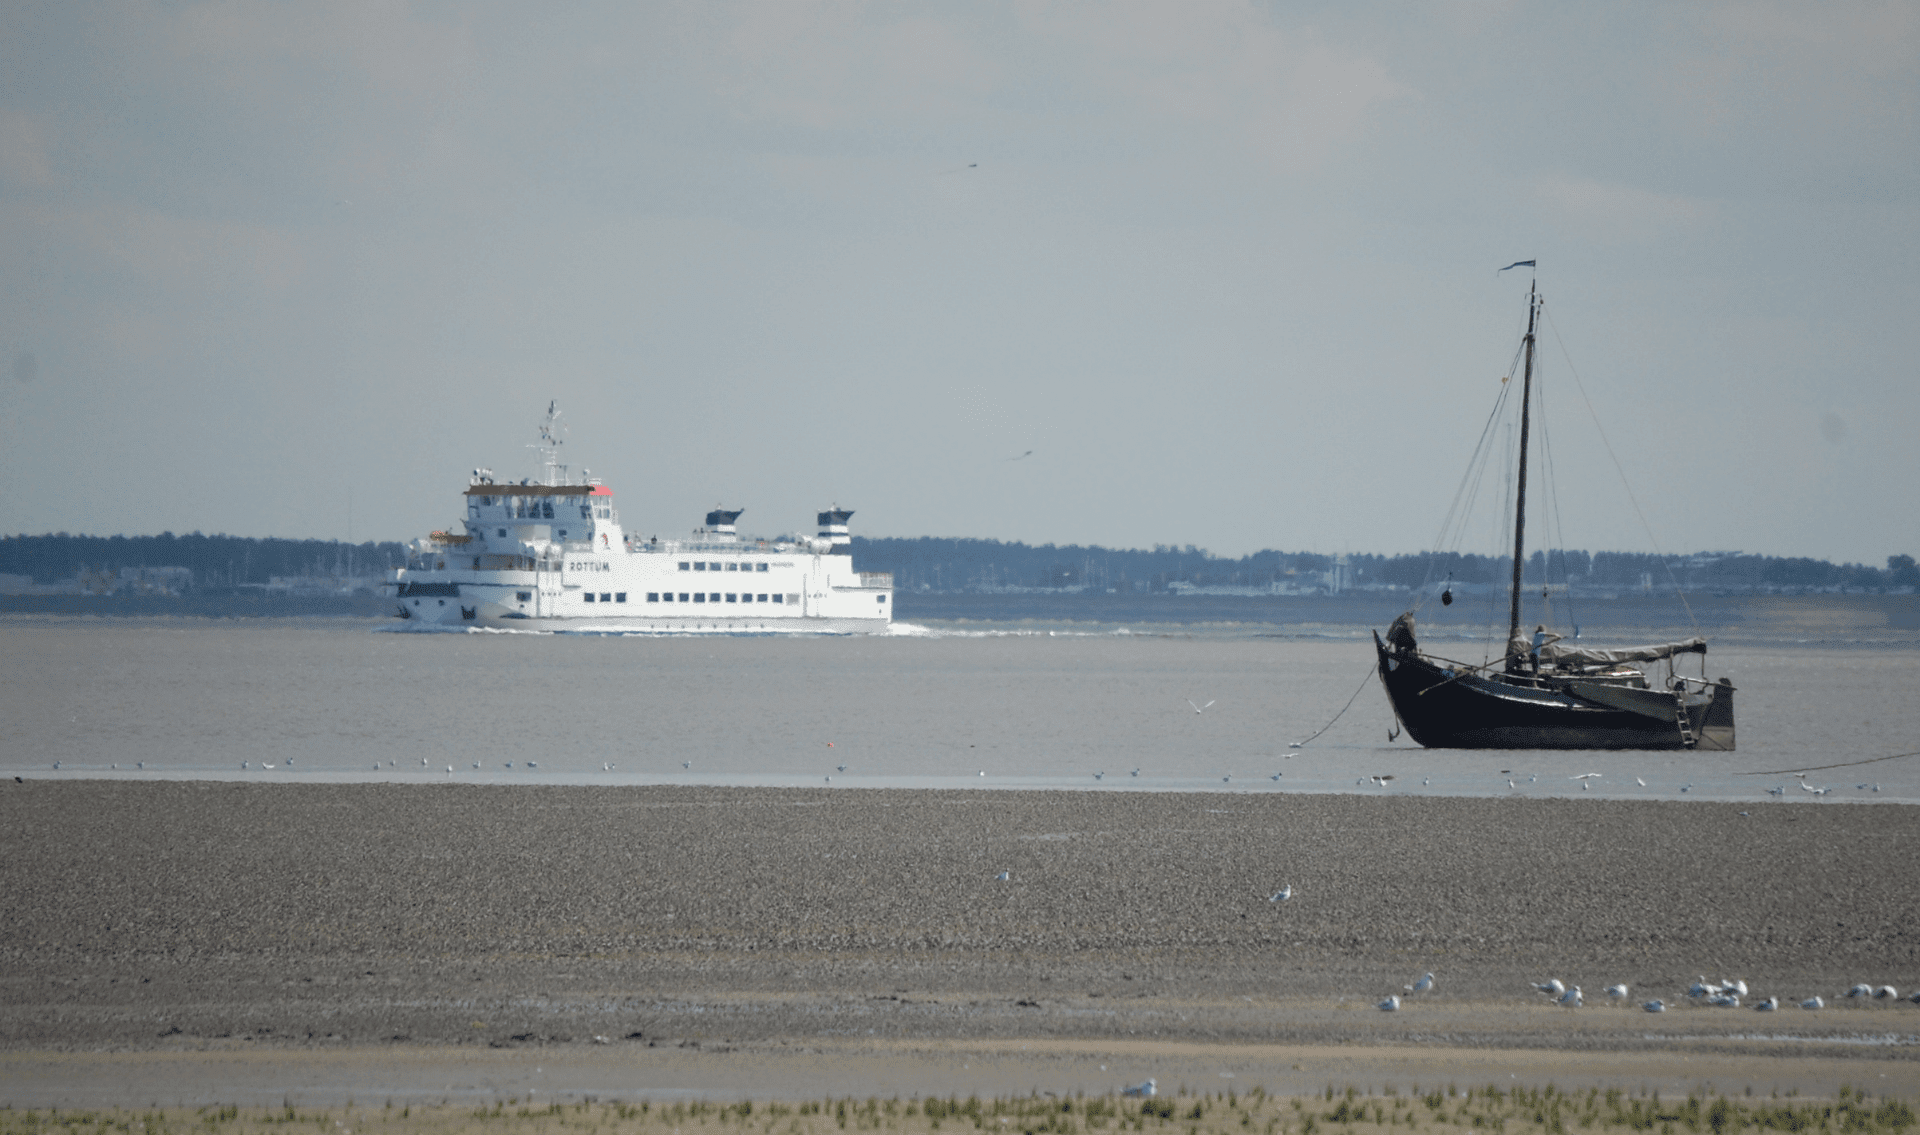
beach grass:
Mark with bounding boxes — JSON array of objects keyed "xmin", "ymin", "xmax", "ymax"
[{"xmin": 4, "ymin": 1085, "xmax": 1914, "ymax": 1135}]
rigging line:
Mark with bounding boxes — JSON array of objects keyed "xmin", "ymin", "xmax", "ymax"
[
  {"xmin": 1411, "ymin": 376, "xmax": 1515, "ymax": 621},
  {"xmin": 1289, "ymin": 661, "xmax": 1380, "ymax": 748},
  {"xmin": 1738, "ymin": 750, "xmax": 1920, "ymax": 776},
  {"xmin": 1534, "ymin": 356, "xmax": 1579, "ymax": 635},
  {"xmin": 1542, "ymin": 304, "xmax": 1699, "ymax": 633},
  {"xmin": 1427, "ymin": 377, "xmax": 1513, "ymax": 568}
]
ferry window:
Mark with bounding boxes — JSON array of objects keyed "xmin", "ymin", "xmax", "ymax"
[
  {"xmin": 557, "ymin": 529, "xmax": 567, "ymax": 538},
  {"xmin": 787, "ymin": 593, "xmax": 799, "ymax": 604},
  {"xmin": 756, "ymin": 563, "xmax": 769, "ymax": 572},
  {"xmin": 725, "ymin": 593, "xmax": 736, "ymax": 603},
  {"xmin": 678, "ymin": 592, "xmax": 689, "ymax": 602},
  {"xmin": 601, "ymin": 592, "xmax": 612, "ymax": 602},
  {"xmin": 615, "ymin": 593, "xmax": 626, "ymax": 603},
  {"xmin": 708, "ymin": 562, "xmax": 721, "ymax": 571},
  {"xmin": 679, "ymin": 562, "xmax": 690, "ymax": 571},
  {"xmin": 646, "ymin": 593, "xmax": 658, "ymax": 602},
  {"xmin": 498, "ymin": 528, "xmax": 507, "ymax": 537},
  {"xmin": 773, "ymin": 594, "xmax": 784, "ymax": 604},
  {"xmin": 580, "ymin": 506, "xmax": 591, "ymax": 519},
  {"xmin": 694, "ymin": 593, "xmax": 705, "ymax": 603},
  {"xmin": 517, "ymin": 591, "xmax": 531, "ymax": 601},
  {"xmin": 694, "ymin": 562, "xmax": 706, "ymax": 571},
  {"xmin": 725, "ymin": 563, "xmax": 737, "ymax": 572},
  {"xmin": 585, "ymin": 593, "xmax": 596, "ymax": 603},
  {"xmin": 541, "ymin": 501, "xmax": 553, "ymax": 518},
  {"xmin": 878, "ymin": 595, "xmax": 886, "ymax": 603},
  {"xmin": 757, "ymin": 593, "xmax": 768, "ymax": 602},
  {"xmin": 708, "ymin": 592, "xmax": 720, "ymax": 602},
  {"xmin": 740, "ymin": 593, "xmax": 752, "ymax": 603}
]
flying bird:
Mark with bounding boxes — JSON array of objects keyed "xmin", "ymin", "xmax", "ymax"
[
  {"xmin": 1269, "ymin": 885, "xmax": 1293, "ymax": 902},
  {"xmin": 1186, "ymin": 699, "xmax": 1216, "ymax": 713},
  {"xmin": 1008, "ymin": 450, "xmax": 1033, "ymax": 461}
]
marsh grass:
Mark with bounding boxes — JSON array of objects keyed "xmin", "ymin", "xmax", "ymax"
[{"xmin": 1, "ymin": 1085, "xmax": 1911, "ymax": 1135}]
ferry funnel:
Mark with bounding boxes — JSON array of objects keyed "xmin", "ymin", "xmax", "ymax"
[
  {"xmin": 705, "ymin": 508, "xmax": 744, "ymax": 541},
  {"xmin": 817, "ymin": 508, "xmax": 853, "ymax": 553}
]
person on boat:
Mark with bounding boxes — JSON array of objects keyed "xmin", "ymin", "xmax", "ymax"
[{"xmin": 1529, "ymin": 624, "xmax": 1563, "ymax": 673}]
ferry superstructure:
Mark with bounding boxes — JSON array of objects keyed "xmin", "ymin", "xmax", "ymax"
[{"xmin": 391, "ymin": 404, "xmax": 892, "ymax": 633}]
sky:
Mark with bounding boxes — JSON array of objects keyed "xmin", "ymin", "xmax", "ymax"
[{"xmin": 1, "ymin": 2, "xmax": 1915, "ymax": 563}]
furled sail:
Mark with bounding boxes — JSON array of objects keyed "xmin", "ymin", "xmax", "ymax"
[{"xmin": 1506, "ymin": 631, "xmax": 1707, "ymax": 666}]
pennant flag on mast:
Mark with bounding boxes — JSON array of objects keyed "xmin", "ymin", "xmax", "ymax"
[{"xmin": 1498, "ymin": 260, "xmax": 1536, "ymax": 273}]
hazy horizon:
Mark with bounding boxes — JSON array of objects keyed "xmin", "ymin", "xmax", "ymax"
[{"xmin": 2, "ymin": 3, "xmax": 1914, "ymax": 562}]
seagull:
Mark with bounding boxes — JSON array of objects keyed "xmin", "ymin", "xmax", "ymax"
[
  {"xmin": 446, "ymin": 765, "xmax": 453, "ymax": 773},
  {"xmin": 837, "ymin": 764, "xmax": 847, "ymax": 772},
  {"xmin": 1847, "ymin": 983, "xmax": 1873, "ymax": 998},
  {"xmin": 994, "ymin": 871, "xmax": 1011, "ymax": 881},
  {"xmin": 1223, "ymin": 775, "xmax": 1232, "ymax": 783},
  {"xmin": 1680, "ymin": 783, "xmax": 1693, "ymax": 793},
  {"xmin": 1875, "ymin": 985, "xmax": 1899, "ymax": 999},
  {"xmin": 1094, "ymin": 771, "xmax": 1104, "ymax": 780},
  {"xmin": 1269, "ymin": 885, "xmax": 1292, "ymax": 902},
  {"xmin": 137, "ymin": 761, "xmax": 145, "ymax": 769},
  {"xmin": 1767, "ymin": 786, "xmax": 1785, "ymax": 796},
  {"xmin": 421, "ymin": 758, "xmax": 428, "ymax": 766},
  {"xmin": 1271, "ymin": 773, "xmax": 1283, "ymax": 781},
  {"xmin": 1571, "ymin": 772, "xmax": 1600, "ymax": 781},
  {"xmin": 527, "ymin": 761, "xmax": 537, "ymax": 768},
  {"xmin": 1689, "ymin": 978, "xmax": 1717, "ymax": 998},
  {"xmin": 1643, "ymin": 1000, "xmax": 1666, "ymax": 1013},
  {"xmin": 1407, "ymin": 972, "xmax": 1434, "ymax": 994},
  {"xmin": 241, "ymin": 761, "xmax": 249, "ymax": 769},
  {"xmin": 1378, "ymin": 995, "xmax": 1400, "ymax": 1012},
  {"xmin": 682, "ymin": 761, "xmax": 691, "ymax": 769},
  {"xmin": 1708, "ymin": 993, "xmax": 1740, "ymax": 1008},
  {"xmin": 1536, "ymin": 979, "xmax": 1566, "ymax": 997},
  {"xmin": 472, "ymin": 762, "xmax": 480, "ymax": 769},
  {"xmin": 504, "ymin": 762, "xmax": 512, "ymax": 768},
  {"xmin": 1724, "ymin": 978, "xmax": 1749, "ymax": 996},
  {"xmin": 1121, "ymin": 1079, "xmax": 1156, "ymax": 1098},
  {"xmin": 1288, "ymin": 741, "xmax": 1302, "ymax": 748},
  {"xmin": 1558, "ymin": 986, "xmax": 1583, "ymax": 1008},
  {"xmin": 1606, "ymin": 984, "xmax": 1629, "ymax": 999},
  {"xmin": 1636, "ymin": 777, "xmax": 1647, "ymax": 787},
  {"xmin": 1186, "ymin": 699, "xmax": 1216, "ymax": 714},
  {"xmin": 262, "ymin": 763, "xmax": 275, "ymax": 770},
  {"xmin": 1423, "ymin": 778, "xmax": 1431, "ymax": 786},
  {"xmin": 824, "ymin": 776, "xmax": 830, "ymax": 783},
  {"xmin": 1755, "ymin": 997, "xmax": 1778, "ymax": 1011},
  {"xmin": 1507, "ymin": 779, "xmax": 1516, "ymax": 789},
  {"xmin": 1801, "ymin": 996, "xmax": 1824, "ymax": 1009}
]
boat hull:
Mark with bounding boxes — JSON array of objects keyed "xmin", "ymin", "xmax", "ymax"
[{"xmin": 1375, "ymin": 636, "xmax": 1734, "ymax": 750}]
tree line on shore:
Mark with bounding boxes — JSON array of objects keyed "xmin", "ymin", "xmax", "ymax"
[{"xmin": 6, "ymin": 531, "xmax": 1914, "ymax": 595}]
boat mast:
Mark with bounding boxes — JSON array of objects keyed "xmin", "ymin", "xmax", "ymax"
[{"xmin": 1507, "ymin": 281, "xmax": 1539, "ymax": 652}]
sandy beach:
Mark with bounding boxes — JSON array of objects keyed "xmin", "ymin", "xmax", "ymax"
[{"xmin": 2, "ymin": 782, "xmax": 1916, "ymax": 1102}]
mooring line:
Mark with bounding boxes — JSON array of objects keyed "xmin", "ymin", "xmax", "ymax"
[
  {"xmin": 1290, "ymin": 661, "xmax": 1380, "ymax": 749},
  {"xmin": 1738, "ymin": 750, "xmax": 1920, "ymax": 776}
]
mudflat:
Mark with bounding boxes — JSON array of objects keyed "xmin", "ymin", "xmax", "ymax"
[{"xmin": 2, "ymin": 783, "xmax": 1916, "ymax": 1101}]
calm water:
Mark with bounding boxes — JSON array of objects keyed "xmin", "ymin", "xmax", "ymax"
[{"xmin": 3, "ymin": 615, "xmax": 1916, "ymax": 803}]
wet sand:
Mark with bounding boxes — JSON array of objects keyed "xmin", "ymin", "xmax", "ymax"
[{"xmin": 2, "ymin": 783, "xmax": 1916, "ymax": 1102}]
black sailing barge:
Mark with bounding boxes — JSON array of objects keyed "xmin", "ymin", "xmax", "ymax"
[{"xmin": 1373, "ymin": 279, "xmax": 1735, "ymax": 751}]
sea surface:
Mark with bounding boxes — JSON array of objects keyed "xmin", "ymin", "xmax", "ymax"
[{"xmin": 3, "ymin": 602, "xmax": 1916, "ymax": 803}]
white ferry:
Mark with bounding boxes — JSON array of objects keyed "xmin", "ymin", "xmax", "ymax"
[{"xmin": 390, "ymin": 404, "xmax": 892, "ymax": 633}]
